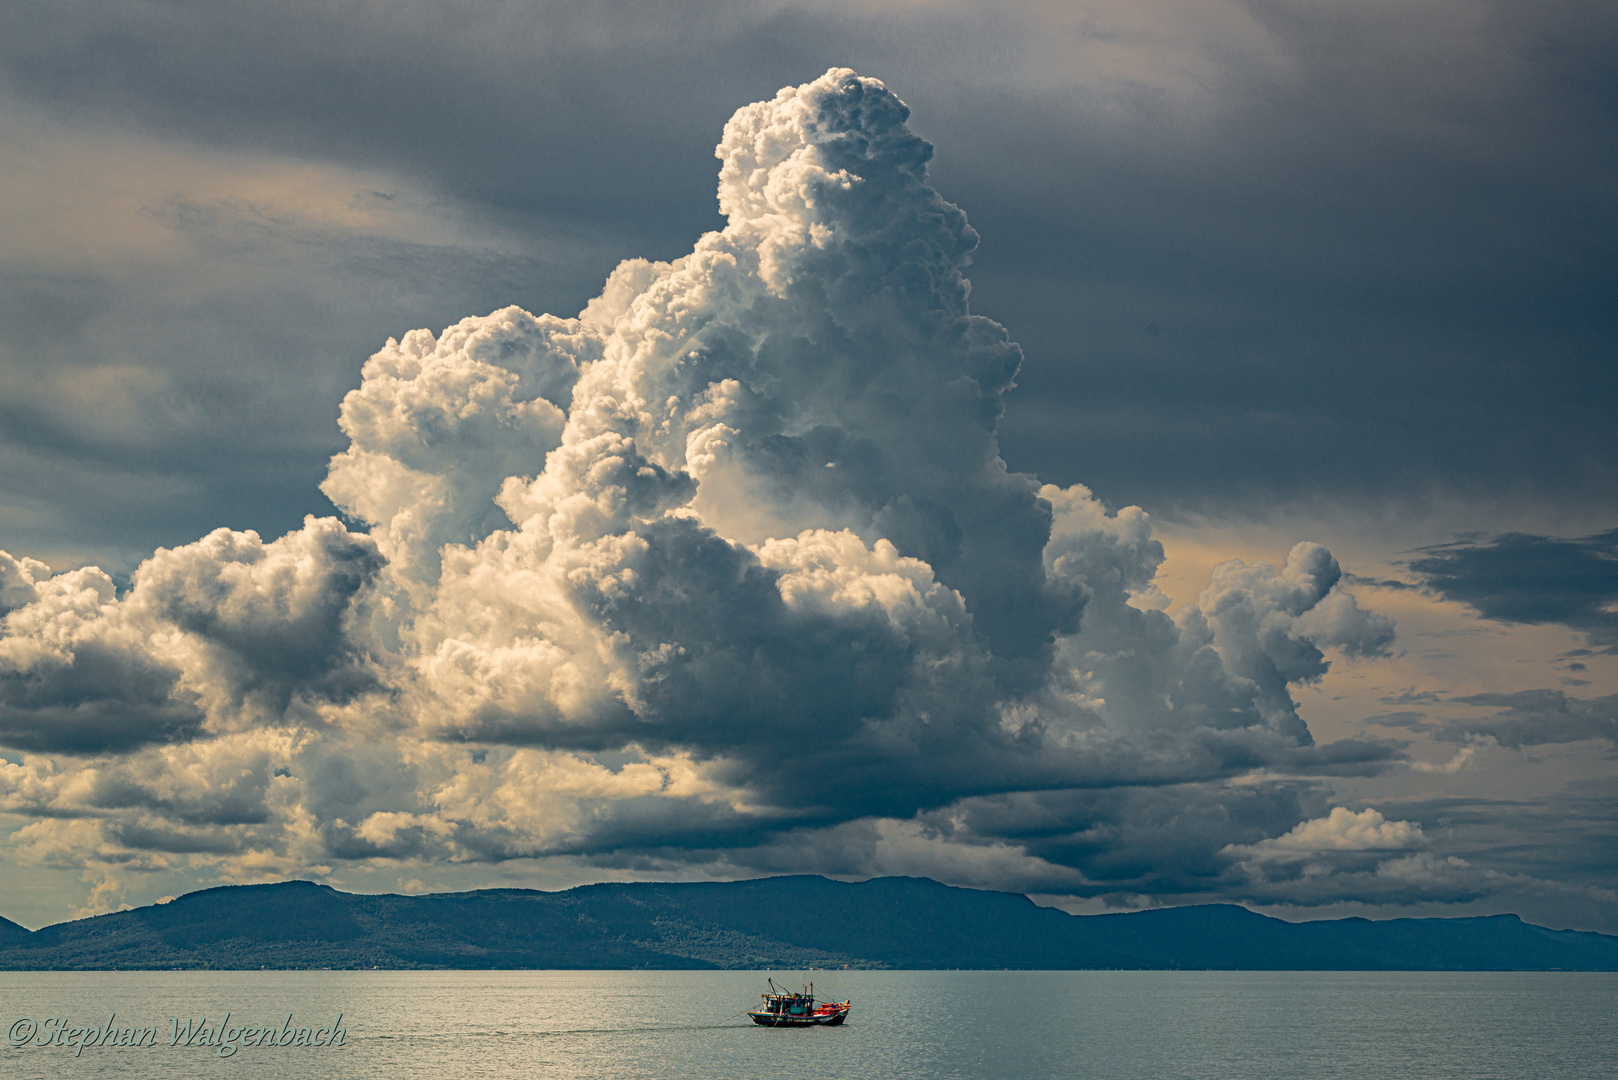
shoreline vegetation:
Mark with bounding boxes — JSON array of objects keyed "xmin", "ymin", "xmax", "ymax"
[{"xmin": 2, "ymin": 876, "xmax": 1616, "ymax": 972}]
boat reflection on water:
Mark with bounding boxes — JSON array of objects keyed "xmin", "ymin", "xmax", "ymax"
[{"xmin": 748, "ymin": 977, "xmax": 852, "ymax": 1027}]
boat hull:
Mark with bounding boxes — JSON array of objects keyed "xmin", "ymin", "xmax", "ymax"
[{"xmin": 748, "ymin": 1004, "xmax": 850, "ymax": 1027}]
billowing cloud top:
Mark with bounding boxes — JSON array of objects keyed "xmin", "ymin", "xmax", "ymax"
[{"xmin": 0, "ymin": 70, "xmax": 1399, "ymax": 905}]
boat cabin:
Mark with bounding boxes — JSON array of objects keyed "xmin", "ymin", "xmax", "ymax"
[{"xmin": 760, "ymin": 989, "xmax": 816, "ymax": 1016}]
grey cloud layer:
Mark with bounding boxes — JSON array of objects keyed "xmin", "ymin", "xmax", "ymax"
[
  {"xmin": 1408, "ymin": 530, "xmax": 1618, "ymax": 651},
  {"xmin": 0, "ymin": 72, "xmax": 1414, "ymax": 907},
  {"xmin": 1, "ymin": 0, "xmax": 1613, "ymax": 573},
  {"xmin": 0, "ymin": 519, "xmax": 382, "ymax": 753},
  {"xmin": 1419, "ymin": 690, "xmax": 1618, "ymax": 750}
]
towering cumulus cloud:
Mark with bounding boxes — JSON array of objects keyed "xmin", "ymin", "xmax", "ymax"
[{"xmin": 0, "ymin": 71, "xmax": 1403, "ymax": 908}]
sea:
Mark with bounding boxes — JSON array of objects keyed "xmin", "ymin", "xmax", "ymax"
[{"xmin": 1, "ymin": 969, "xmax": 1614, "ymax": 1079}]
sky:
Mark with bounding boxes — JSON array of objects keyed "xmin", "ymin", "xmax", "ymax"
[{"xmin": 0, "ymin": 0, "xmax": 1614, "ymax": 932}]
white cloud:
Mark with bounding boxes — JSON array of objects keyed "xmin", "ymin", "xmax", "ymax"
[
  {"xmin": 1231, "ymin": 806, "xmax": 1424, "ymax": 860},
  {"xmin": 321, "ymin": 306, "xmax": 593, "ymax": 597},
  {"xmin": 1211, "ymin": 807, "xmax": 1502, "ymax": 907},
  {"xmin": 0, "ymin": 550, "xmax": 51, "ymax": 615},
  {"xmin": 0, "ymin": 69, "xmax": 1399, "ymax": 904}
]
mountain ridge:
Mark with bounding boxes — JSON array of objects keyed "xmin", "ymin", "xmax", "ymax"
[{"xmin": 3, "ymin": 875, "xmax": 1615, "ymax": 971}]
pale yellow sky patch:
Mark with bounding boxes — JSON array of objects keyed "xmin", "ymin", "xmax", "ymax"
[{"xmin": 0, "ymin": 110, "xmax": 486, "ymax": 271}]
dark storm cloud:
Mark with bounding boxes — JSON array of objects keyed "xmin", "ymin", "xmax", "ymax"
[
  {"xmin": 1440, "ymin": 689, "xmax": 1618, "ymax": 748},
  {"xmin": 130, "ymin": 517, "xmax": 386, "ymax": 709},
  {"xmin": 0, "ymin": 645, "xmax": 206, "ymax": 754},
  {"xmin": 923, "ymin": 781, "xmax": 1325, "ymax": 896},
  {"xmin": 0, "ymin": 0, "xmax": 775, "ymax": 244},
  {"xmin": 1344, "ymin": 574, "xmax": 1416, "ymax": 592},
  {"xmin": 90, "ymin": 765, "xmax": 280, "ymax": 829},
  {"xmin": 0, "ymin": 517, "xmax": 384, "ymax": 754},
  {"xmin": 891, "ymin": 1, "xmax": 1618, "ymax": 509},
  {"xmin": 0, "ymin": 181, "xmax": 599, "ymax": 568},
  {"xmin": 0, "ymin": 554, "xmax": 207, "ymax": 753},
  {"xmin": 1407, "ymin": 529, "xmax": 1618, "ymax": 650},
  {"xmin": 1, "ymin": 0, "xmax": 1615, "ymax": 544}
]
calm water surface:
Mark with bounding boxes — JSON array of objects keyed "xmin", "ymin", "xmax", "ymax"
[{"xmin": 1, "ymin": 970, "xmax": 1613, "ymax": 1079}]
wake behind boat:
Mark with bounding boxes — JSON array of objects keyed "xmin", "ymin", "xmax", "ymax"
[{"xmin": 748, "ymin": 977, "xmax": 851, "ymax": 1027}]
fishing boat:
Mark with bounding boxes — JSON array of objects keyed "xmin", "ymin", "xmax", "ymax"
[{"xmin": 748, "ymin": 977, "xmax": 851, "ymax": 1027}]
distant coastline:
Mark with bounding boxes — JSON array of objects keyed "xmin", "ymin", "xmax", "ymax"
[{"xmin": 3, "ymin": 876, "xmax": 1616, "ymax": 972}]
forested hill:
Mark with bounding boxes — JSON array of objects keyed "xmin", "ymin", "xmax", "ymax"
[{"xmin": 2, "ymin": 875, "xmax": 1615, "ymax": 971}]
